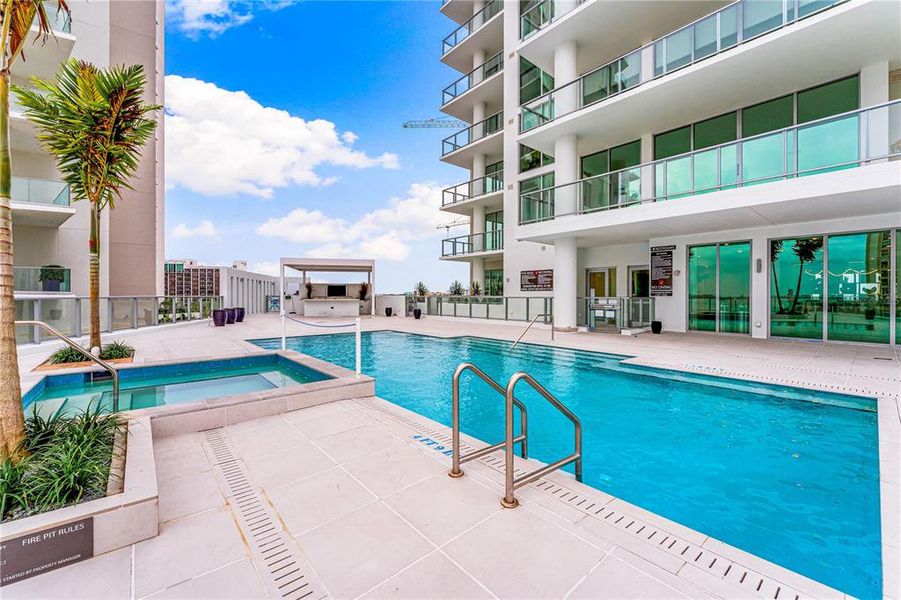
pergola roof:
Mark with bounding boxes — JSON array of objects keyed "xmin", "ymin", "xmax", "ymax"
[{"xmin": 279, "ymin": 258, "xmax": 375, "ymax": 273}]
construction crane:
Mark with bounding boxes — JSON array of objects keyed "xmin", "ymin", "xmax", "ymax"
[
  {"xmin": 436, "ymin": 217, "xmax": 470, "ymax": 237},
  {"xmin": 403, "ymin": 117, "xmax": 467, "ymax": 129}
]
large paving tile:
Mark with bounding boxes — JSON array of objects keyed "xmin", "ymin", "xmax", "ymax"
[
  {"xmin": 299, "ymin": 502, "xmax": 433, "ymax": 599},
  {"xmin": 227, "ymin": 419, "xmax": 307, "ymax": 459},
  {"xmin": 267, "ymin": 466, "xmax": 376, "ymax": 534},
  {"xmin": 133, "ymin": 506, "xmax": 249, "ymax": 597},
  {"xmin": 343, "ymin": 442, "xmax": 445, "ymax": 497},
  {"xmin": 567, "ymin": 554, "xmax": 692, "ymax": 599},
  {"xmin": 3, "ymin": 547, "xmax": 132, "ymax": 599},
  {"xmin": 288, "ymin": 409, "xmax": 369, "ymax": 439},
  {"xmin": 314, "ymin": 424, "xmax": 404, "ymax": 464},
  {"xmin": 444, "ymin": 508, "xmax": 605, "ymax": 599},
  {"xmin": 143, "ymin": 559, "xmax": 266, "ymax": 599},
  {"xmin": 385, "ymin": 472, "xmax": 501, "ymax": 545},
  {"xmin": 243, "ymin": 437, "xmax": 336, "ymax": 489},
  {"xmin": 157, "ymin": 469, "xmax": 224, "ymax": 522},
  {"xmin": 360, "ymin": 551, "xmax": 492, "ymax": 599}
]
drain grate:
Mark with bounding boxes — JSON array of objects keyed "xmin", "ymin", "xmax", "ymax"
[
  {"xmin": 203, "ymin": 430, "xmax": 327, "ymax": 600},
  {"xmin": 357, "ymin": 399, "xmax": 815, "ymax": 600}
]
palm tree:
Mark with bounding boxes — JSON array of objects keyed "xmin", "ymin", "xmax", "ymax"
[
  {"xmin": 14, "ymin": 59, "xmax": 158, "ymax": 350},
  {"xmin": 448, "ymin": 280, "xmax": 464, "ymax": 296},
  {"xmin": 414, "ymin": 281, "xmax": 428, "ymax": 296},
  {"xmin": 787, "ymin": 237, "xmax": 824, "ymax": 314},
  {"xmin": 0, "ymin": 0, "xmax": 70, "ymax": 460},
  {"xmin": 770, "ymin": 239, "xmax": 785, "ymax": 313},
  {"xmin": 470, "ymin": 281, "xmax": 481, "ymax": 296}
]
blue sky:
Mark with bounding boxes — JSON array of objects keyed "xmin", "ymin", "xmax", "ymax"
[{"xmin": 164, "ymin": 0, "xmax": 469, "ymax": 291}]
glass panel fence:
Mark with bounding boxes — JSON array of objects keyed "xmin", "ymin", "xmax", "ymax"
[
  {"xmin": 442, "ymin": 172, "xmax": 504, "ymax": 206},
  {"xmin": 443, "ymin": 0, "xmax": 501, "ymax": 53},
  {"xmin": 11, "ymin": 177, "xmax": 71, "ymax": 206},
  {"xmin": 443, "ymin": 52, "xmax": 504, "ymax": 104},
  {"xmin": 519, "ymin": 102, "xmax": 899, "ymax": 223},
  {"xmin": 442, "ymin": 111, "xmax": 503, "ymax": 155},
  {"xmin": 13, "ymin": 266, "xmax": 72, "ymax": 293}
]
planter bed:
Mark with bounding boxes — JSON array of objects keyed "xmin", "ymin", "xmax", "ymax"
[{"xmin": 33, "ymin": 357, "xmax": 134, "ymax": 372}]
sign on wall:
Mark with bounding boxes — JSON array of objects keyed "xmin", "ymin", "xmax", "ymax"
[
  {"xmin": 520, "ymin": 269, "xmax": 553, "ymax": 291},
  {"xmin": 650, "ymin": 245, "xmax": 675, "ymax": 297},
  {"xmin": 0, "ymin": 517, "xmax": 94, "ymax": 586}
]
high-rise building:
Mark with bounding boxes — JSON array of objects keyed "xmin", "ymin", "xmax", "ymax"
[
  {"xmin": 438, "ymin": 0, "xmax": 901, "ymax": 344},
  {"xmin": 11, "ymin": 1, "xmax": 165, "ymax": 303}
]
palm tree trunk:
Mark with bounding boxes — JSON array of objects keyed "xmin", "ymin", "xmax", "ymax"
[
  {"xmin": 771, "ymin": 265, "xmax": 785, "ymax": 313},
  {"xmin": 788, "ymin": 260, "xmax": 806, "ymax": 314},
  {"xmin": 89, "ymin": 202, "xmax": 101, "ymax": 349},
  {"xmin": 0, "ymin": 71, "xmax": 25, "ymax": 459}
]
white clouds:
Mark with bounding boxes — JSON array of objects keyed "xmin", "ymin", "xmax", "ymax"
[
  {"xmin": 165, "ymin": 75, "xmax": 399, "ymax": 198},
  {"xmin": 172, "ymin": 220, "xmax": 219, "ymax": 239},
  {"xmin": 166, "ymin": 0, "xmax": 294, "ymax": 37},
  {"xmin": 250, "ymin": 261, "xmax": 280, "ymax": 276},
  {"xmin": 255, "ymin": 183, "xmax": 452, "ymax": 261}
]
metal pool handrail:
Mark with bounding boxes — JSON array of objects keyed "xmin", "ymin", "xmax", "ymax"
[
  {"xmin": 510, "ymin": 312, "xmax": 554, "ymax": 350},
  {"xmin": 502, "ymin": 372, "xmax": 582, "ymax": 508},
  {"xmin": 449, "ymin": 362, "xmax": 528, "ymax": 478},
  {"xmin": 17, "ymin": 320, "xmax": 120, "ymax": 412}
]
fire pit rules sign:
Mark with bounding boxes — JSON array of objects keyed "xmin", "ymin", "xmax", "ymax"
[{"xmin": 0, "ymin": 517, "xmax": 94, "ymax": 585}]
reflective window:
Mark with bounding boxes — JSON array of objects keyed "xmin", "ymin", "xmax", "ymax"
[
  {"xmin": 654, "ymin": 126, "xmax": 691, "ymax": 160},
  {"xmin": 826, "ymin": 231, "xmax": 891, "ymax": 344},
  {"xmin": 519, "ymin": 172, "xmax": 555, "ymax": 222},
  {"xmin": 742, "ymin": 94, "xmax": 793, "ymax": 137},
  {"xmin": 797, "ymin": 75, "xmax": 858, "ymax": 123},
  {"xmin": 770, "ymin": 237, "xmax": 824, "ymax": 339},
  {"xmin": 520, "ymin": 58, "xmax": 553, "ymax": 104},
  {"xmin": 484, "ymin": 269, "xmax": 504, "ymax": 296},
  {"xmin": 519, "ymin": 144, "xmax": 553, "ymax": 173},
  {"xmin": 694, "ymin": 112, "xmax": 738, "ymax": 150},
  {"xmin": 485, "ymin": 211, "xmax": 504, "ymax": 250},
  {"xmin": 688, "ymin": 245, "xmax": 717, "ymax": 332},
  {"xmin": 689, "ymin": 242, "xmax": 750, "ymax": 334}
]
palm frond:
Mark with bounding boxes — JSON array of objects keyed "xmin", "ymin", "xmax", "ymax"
[
  {"xmin": 2, "ymin": 0, "xmax": 70, "ymax": 68},
  {"xmin": 11, "ymin": 58, "xmax": 159, "ymax": 208}
]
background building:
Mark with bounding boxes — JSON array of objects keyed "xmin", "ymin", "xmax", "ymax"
[
  {"xmin": 164, "ymin": 259, "xmax": 278, "ymax": 315},
  {"xmin": 11, "ymin": 0, "xmax": 165, "ymax": 304},
  {"xmin": 438, "ymin": 0, "xmax": 900, "ymax": 345}
]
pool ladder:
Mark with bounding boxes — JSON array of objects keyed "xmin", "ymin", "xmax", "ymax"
[
  {"xmin": 16, "ymin": 320, "xmax": 120, "ymax": 412},
  {"xmin": 449, "ymin": 363, "xmax": 582, "ymax": 508}
]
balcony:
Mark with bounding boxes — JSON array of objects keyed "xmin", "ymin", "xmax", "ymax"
[
  {"xmin": 441, "ymin": 52, "xmax": 504, "ymax": 120},
  {"xmin": 520, "ymin": 0, "xmax": 586, "ymax": 40},
  {"xmin": 518, "ymin": 101, "xmax": 901, "ymax": 240},
  {"xmin": 441, "ymin": 110, "xmax": 504, "ymax": 167},
  {"xmin": 441, "ymin": 230, "xmax": 504, "ymax": 259},
  {"xmin": 521, "ymin": 0, "xmax": 851, "ymax": 135},
  {"xmin": 13, "ymin": 4, "xmax": 75, "ymax": 80},
  {"xmin": 14, "ymin": 266, "xmax": 72, "ymax": 294},
  {"xmin": 10, "ymin": 176, "xmax": 75, "ymax": 227},
  {"xmin": 441, "ymin": 0, "xmax": 503, "ymax": 72},
  {"xmin": 442, "ymin": 173, "xmax": 504, "ymax": 214}
]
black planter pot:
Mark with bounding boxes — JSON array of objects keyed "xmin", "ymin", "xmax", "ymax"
[
  {"xmin": 651, "ymin": 321, "xmax": 663, "ymax": 334},
  {"xmin": 235, "ymin": 307, "xmax": 245, "ymax": 323},
  {"xmin": 42, "ymin": 279, "xmax": 61, "ymax": 292},
  {"xmin": 864, "ymin": 308, "xmax": 876, "ymax": 320},
  {"xmin": 385, "ymin": 307, "xmax": 393, "ymax": 317},
  {"xmin": 413, "ymin": 308, "xmax": 422, "ymax": 320},
  {"xmin": 212, "ymin": 309, "xmax": 227, "ymax": 327},
  {"xmin": 225, "ymin": 308, "xmax": 237, "ymax": 324}
]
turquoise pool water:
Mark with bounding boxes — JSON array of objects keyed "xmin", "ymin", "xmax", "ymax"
[
  {"xmin": 23, "ymin": 354, "xmax": 331, "ymax": 418},
  {"xmin": 251, "ymin": 332, "xmax": 882, "ymax": 599}
]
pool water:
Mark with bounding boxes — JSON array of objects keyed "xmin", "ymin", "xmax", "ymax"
[
  {"xmin": 23, "ymin": 354, "xmax": 331, "ymax": 418},
  {"xmin": 252, "ymin": 331, "xmax": 882, "ymax": 599}
]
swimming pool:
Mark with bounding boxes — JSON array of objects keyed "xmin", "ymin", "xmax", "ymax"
[
  {"xmin": 23, "ymin": 354, "xmax": 332, "ymax": 418},
  {"xmin": 251, "ymin": 331, "xmax": 882, "ymax": 599}
]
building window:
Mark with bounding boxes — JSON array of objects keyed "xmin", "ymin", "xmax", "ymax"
[
  {"xmin": 688, "ymin": 242, "xmax": 751, "ymax": 334},
  {"xmin": 520, "ymin": 58, "xmax": 553, "ymax": 105},
  {"xmin": 519, "ymin": 172, "xmax": 555, "ymax": 223},
  {"xmin": 826, "ymin": 231, "xmax": 892, "ymax": 344},
  {"xmin": 485, "ymin": 211, "xmax": 503, "ymax": 250},
  {"xmin": 769, "ymin": 236, "xmax": 825, "ymax": 340},
  {"xmin": 485, "ymin": 269, "xmax": 504, "ymax": 296},
  {"xmin": 519, "ymin": 144, "xmax": 553, "ymax": 173}
]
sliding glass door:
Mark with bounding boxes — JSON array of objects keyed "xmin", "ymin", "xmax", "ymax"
[{"xmin": 689, "ymin": 241, "xmax": 751, "ymax": 334}]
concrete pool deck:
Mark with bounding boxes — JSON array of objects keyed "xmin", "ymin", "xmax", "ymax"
[{"xmin": 10, "ymin": 314, "xmax": 901, "ymax": 599}]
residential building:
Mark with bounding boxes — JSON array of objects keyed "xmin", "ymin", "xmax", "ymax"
[
  {"xmin": 164, "ymin": 259, "xmax": 279, "ymax": 315},
  {"xmin": 11, "ymin": 1, "xmax": 165, "ymax": 306},
  {"xmin": 438, "ymin": 0, "xmax": 901, "ymax": 344}
]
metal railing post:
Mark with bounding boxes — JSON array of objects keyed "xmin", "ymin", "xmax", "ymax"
[{"xmin": 355, "ymin": 317, "xmax": 362, "ymax": 376}]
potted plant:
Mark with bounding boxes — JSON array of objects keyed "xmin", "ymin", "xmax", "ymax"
[
  {"xmin": 385, "ymin": 306, "xmax": 393, "ymax": 317},
  {"xmin": 225, "ymin": 308, "xmax": 236, "ymax": 324},
  {"xmin": 235, "ymin": 307, "xmax": 245, "ymax": 322},
  {"xmin": 212, "ymin": 308, "xmax": 226, "ymax": 327},
  {"xmin": 413, "ymin": 282, "xmax": 427, "ymax": 319},
  {"xmin": 305, "ymin": 281, "xmax": 313, "ymax": 299},
  {"xmin": 651, "ymin": 320, "xmax": 663, "ymax": 334},
  {"xmin": 39, "ymin": 264, "xmax": 66, "ymax": 292}
]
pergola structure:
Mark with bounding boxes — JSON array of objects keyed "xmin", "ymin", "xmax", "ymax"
[{"xmin": 278, "ymin": 258, "xmax": 376, "ymax": 318}]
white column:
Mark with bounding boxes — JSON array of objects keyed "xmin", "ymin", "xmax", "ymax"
[
  {"xmin": 279, "ymin": 263, "xmax": 286, "ymax": 350},
  {"xmin": 860, "ymin": 61, "xmax": 890, "ymax": 160},
  {"xmin": 553, "ymin": 237, "xmax": 578, "ymax": 330},
  {"xmin": 471, "ymin": 258, "xmax": 485, "ymax": 292},
  {"xmin": 639, "ymin": 132, "xmax": 655, "ymax": 201},
  {"xmin": 472, "ymin": 48, "xmax": 486, "ymax": 87},
  {"xmin": 554, "ymin": 133, "xmax": 579, "ymax": 216},
  {"xmin": 471, "ymin": 204, "xmax": 486, "ymax": 252},
  {"xmin": 472, "ymin": 100, "xmax": 486, "ymax": 142},
  {"xmin": 472, "ymin": 153, "xmax": 486, "ymax": 196},
  {"xmin": 554, "ymin": 40, "xmax": 578, "ymax": 116}
]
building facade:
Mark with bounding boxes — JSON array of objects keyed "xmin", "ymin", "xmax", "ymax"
[
  {"xmin": 438, "ymin": 0, "xmax": 901, "ymax": 344},
  {"xmin": 164, "ymin": 259, "xmax": 278, "ymax": 316},
  {"xmin": 11, "ymin": 0, "xmax": 165, "ymax": 303}
]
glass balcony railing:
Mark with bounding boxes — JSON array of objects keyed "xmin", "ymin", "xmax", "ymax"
[
  {"xmin": 411, "ymin": 295, "xmax": 552, "ymax": 322},
  {"xmin": 520, "ymin": 0, "xmax": 846, "ymax": 132},
  {"xmin": 443, "ymin": 0, "xmax": 502, "ymax": 55},
  {"xmin": 520, "ymin": 0, "xmax": 587, "ymax": 40},
  {"xmin": 14, "ymin": 266, "xmax": 72, "ymax": 293},
  {"xmin": 519, "ymin": 100, "xmax": 901, "ymax": 224},
  {"xmin": 442, "ymin": 172, "xmax": 504, "ymax": 206},
  {"xmin": 442, "ymin": 110, "xmax": 503, "ymax": 156},
  {"xmin": 11, "ymin": 176, "xmax": 71, "ymax": 206},
  {"xmin": 441, "ymin": 230, "xmax": 504, "ymax": 257},
  {"xmin": 442, "ymin": 52, "xmax": 504, "ymax": 105}
]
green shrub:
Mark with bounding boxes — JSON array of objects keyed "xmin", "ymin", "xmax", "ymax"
[
  {"xmin": 100, "ymin": 340, "xmax": 134, "ymax": 360},
  {"xmin": 1, "ymin": 408, "xmax": 122, "ymax": 522},
  {"xmin": 47, "ymin": 345, "xmax": 89, "ymax": 364}
]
